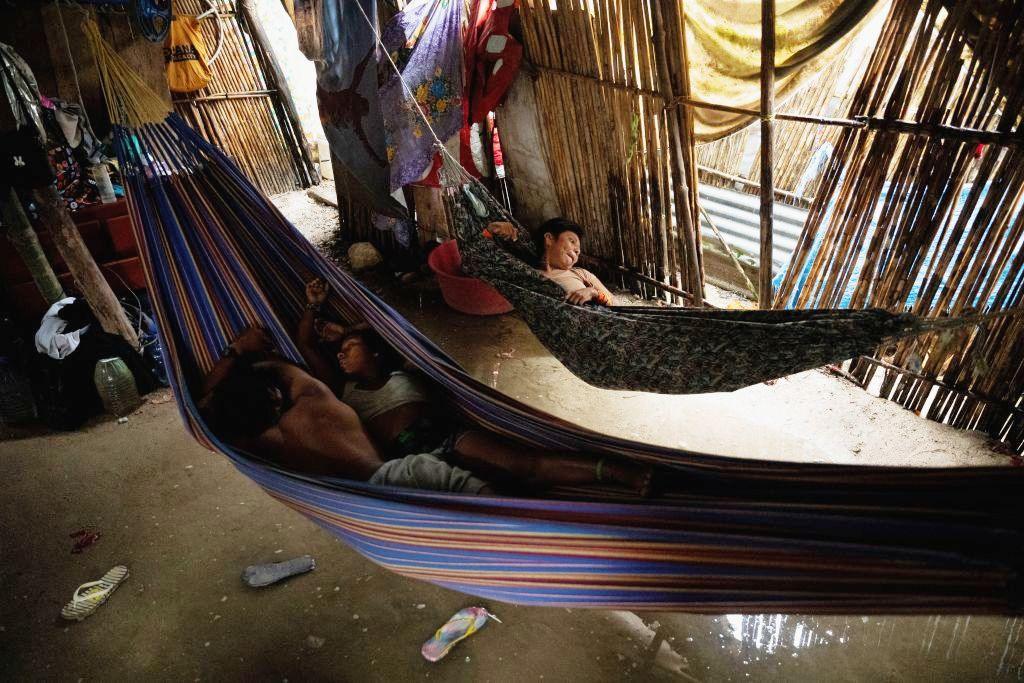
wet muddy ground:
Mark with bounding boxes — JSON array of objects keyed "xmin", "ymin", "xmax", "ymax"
[
  {"xmin": 3, "ymin": 401, "xmax": 1021, "ymax": 681},
  {"xmin": 1, "ymin": 186, "xmax": 1018, "ymax": 680}
]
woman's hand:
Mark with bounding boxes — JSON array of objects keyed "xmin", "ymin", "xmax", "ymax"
[
  {"xmin": 305, "ymin": 277, "xmax": 329, "ymax": 306},
  {"xmin": 486, "ymin": 221, "xmax": 518, "ymax": 241},
  {"xmin": 565, "ymin": 287, "xmax": 603, "ymax": 306}
]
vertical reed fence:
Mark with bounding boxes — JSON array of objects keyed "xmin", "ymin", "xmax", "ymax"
[
  {"xmin": 775, "ymin": 0, "xmax": 1024, "ymax": 452},
  {"xmin": 173, "ymin": 0, "xmax": 314, "ymax": 195},
  {"xmin": 519, "ymin": 0, "xmax": 704, "ymax": 302}
]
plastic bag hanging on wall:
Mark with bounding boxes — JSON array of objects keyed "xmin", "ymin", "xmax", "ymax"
[{"xmin": 164, "ymin": 15, "xmax": 212, "ymax": 93}]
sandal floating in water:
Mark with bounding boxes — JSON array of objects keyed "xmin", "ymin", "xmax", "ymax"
[
  {"xmin": 421, "ymin": 606, "xmax": 500, "ymax": 662},
  {"xmin": 60, "ymin": 565, "xmax": 129, "ymax": 622}
]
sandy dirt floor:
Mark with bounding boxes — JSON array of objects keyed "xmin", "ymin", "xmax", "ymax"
[{"xmin": 2, "ymin": 184, "xmax": 1021, "ymax": 681}]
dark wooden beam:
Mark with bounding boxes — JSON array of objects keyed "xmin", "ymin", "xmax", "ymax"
[
  {"xmin": 33, "ymin": 186, "xmax": 139, "ymax": 349},
  {"xmin": 759, "ymin": 0, "xmax": 776, "ymax": 308}
]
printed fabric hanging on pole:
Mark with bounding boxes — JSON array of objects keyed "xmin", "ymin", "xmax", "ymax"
[
  {"xmin": 315, "ymin": 0, "xmax": 406, "ymax": 217},
  {"xmin": 164, "ymin": 16, "xmax": 212, "ymax": 93},
  {"xmin": 379, "ymin": 0, "xmax": 464, "ymax": 191}
]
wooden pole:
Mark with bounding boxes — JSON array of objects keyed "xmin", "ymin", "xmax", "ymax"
[
  {"xmin": 537, "ymin": 68, "xmax": 1024, "ymax": 148},
  {"xmin": 32, "ymin": 186, "xmax": 139, "ymax": 350},
  {"xmin": 699, "ymin": 204, "xmax": 759, "ymax": 298},
  {"xmin": 581, "ymin": 255, "xmax": 708, "ymax": 305},
  {"xmin": 1, "ymin": 188, "xmax": 65, "ymax": 305},
  {"xmin": 758, "ymin": 0, "xmax": 775, "ymax": 308},
  {"xmin": 650, "ymin": 0, "xmax": 705, "ymax": 303},
  {"xmin": 171, "ymin": 90, "xmax": 276, "ymax": 104}
]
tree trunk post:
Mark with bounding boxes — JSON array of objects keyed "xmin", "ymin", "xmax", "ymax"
[
  {"xmin": 32, "ymin": 186, "xmax": 139, "ymax": 349},
  {"xmin": 2, "ymin": 188, "xmax": 65, "ymax": 305}
]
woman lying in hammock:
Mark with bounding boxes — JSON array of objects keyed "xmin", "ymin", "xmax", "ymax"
[
  {"xmin": 289, "ymin": 277, "xmax": 653, "ymax": 496},
  {"xmin": 485, "ymin": 217, "xmax": 616, "ymax": 306}
]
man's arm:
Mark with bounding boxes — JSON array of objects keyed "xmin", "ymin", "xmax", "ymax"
[
  {"xmin": 484, "ymin": 221, "xmax": 518, "ymax": 240},
  {"xmin": 564, "ymin": 270, "xmax": 614, "ymax": 306},
  {"xmin": 297, "ymin": 278, "xmax": 342, "ymax": 385},
  {"xmin": 585, "ymin": 271, "xmax": 615, "ymax": 305},
  {"xmin": 199, "ymin": 326, "xmax": 273, "ymax": 407},
  {"xmin": 254, "ymin": 359, "xmax": 334, "ymax": 404}
]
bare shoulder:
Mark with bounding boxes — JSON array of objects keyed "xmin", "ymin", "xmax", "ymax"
[{"xmin": 254, "ymin": 360, "xmax": 334, "ymax": 400}]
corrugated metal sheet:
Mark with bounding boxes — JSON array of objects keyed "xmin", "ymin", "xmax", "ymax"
[{"xmin": 698, "ymin": 184, "xmax": 808, "ymax": 272}]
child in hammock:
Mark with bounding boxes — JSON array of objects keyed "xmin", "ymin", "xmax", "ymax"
[
  {"xmin": 484, "ymin": 217, "xmax": 616, "ymax": 306},
  {"xmin": 295, "ymin": 278, "xmax": 652, "ymax": 496}
]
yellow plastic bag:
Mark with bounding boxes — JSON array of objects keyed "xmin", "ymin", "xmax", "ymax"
[{"xmin": 164, "ymin": 16, "xmax": 211, "ymax": 93}]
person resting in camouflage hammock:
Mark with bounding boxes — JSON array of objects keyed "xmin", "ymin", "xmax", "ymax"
[{"xmin": 484, "ymin": 217, "xmax": 616, "ymax": 307}]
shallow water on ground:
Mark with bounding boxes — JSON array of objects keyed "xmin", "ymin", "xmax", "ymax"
[{"xmin": 614, "ymin": 611, "xmax": 1024, "ymax": 681}]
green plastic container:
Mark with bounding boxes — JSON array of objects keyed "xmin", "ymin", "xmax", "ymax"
[{"xmin": 93, "ymin": 357, "xmax": 142, "ymax": 417}]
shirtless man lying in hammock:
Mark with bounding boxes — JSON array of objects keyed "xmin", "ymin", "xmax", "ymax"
[
  {"xmin": 199, "ymin": 312, "xmax": 652, "ymax": 496},
  {"xmin": 485, "ymin": 217, "xmax": 616, "ymax": 306}
]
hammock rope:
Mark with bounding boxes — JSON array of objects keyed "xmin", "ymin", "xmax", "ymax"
[{"xmin": 82, "ymin": 18, "xmax": 1024, "ymax": 613}]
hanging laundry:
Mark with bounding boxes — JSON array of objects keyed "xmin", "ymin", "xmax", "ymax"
[
  {"xmin": 403, "ymin": 0, "xmax": 521, "ymax": 189},
  {"xmin": 40, "ymin": 99, "xmax": 107, "ymax": 211},
  {"xmin": 465, "ymin": 0, "xmax": 522, "ymax": 125},
  {"xmin": 314, "ymin": 0, "xmax": 405, "ymax": 216},
  {"xmin": 0, "ymin": 43, "xmax": 52, "ymax": 192},
  {"xmin": 379, "ymin": 0, "xmax": 464, "ymax": 191},
  {"xmin": 49, "ymin": 99, "xmax": 98, "ymax": 158}
]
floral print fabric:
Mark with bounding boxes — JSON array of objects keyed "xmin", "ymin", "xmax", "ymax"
[{"xmin": 379, "ymin": 0, "xmax": 464, "ymax": 191}]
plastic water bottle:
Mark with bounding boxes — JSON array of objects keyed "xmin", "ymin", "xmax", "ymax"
[
  {"xmin": 91, "ymin": 164, "xmax": 117, "ymax": 204},
  {"xmin": 0, "ymin": 358, "xmax": 36, "ymax": 425},
  {"xmin": 93, "ymin": 357, "xmax": 142, "ymax": 417}
]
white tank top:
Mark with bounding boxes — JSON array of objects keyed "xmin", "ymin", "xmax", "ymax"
[{"xmin": 341, "ymin": 371, "xmax": 430, "ymax": 421}]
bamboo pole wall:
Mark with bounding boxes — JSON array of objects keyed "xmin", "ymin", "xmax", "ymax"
[
  {"xmin": 519, "ymin": 0, "xmax": 703, "ymax": 301},
  {"xmin": 696, "ymin": 129, "xmax": 752, "ymax": 182},
  {"xmin": 775, "ymin": 0, "xmax": 1024, "ymax": 453},
  {"xmin": 173, "ymin": 0, "xmax": 313, "ymax": 195}
]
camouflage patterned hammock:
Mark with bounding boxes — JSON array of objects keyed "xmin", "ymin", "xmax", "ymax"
[{"xmin": 446, "ymin": 178, "xmax": 1011, "ymax": 394}]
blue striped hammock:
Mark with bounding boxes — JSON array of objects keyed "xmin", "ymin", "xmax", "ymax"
[{"xmin": 86, "ymin": 21, "xmax": 1023, "ymax": 613}]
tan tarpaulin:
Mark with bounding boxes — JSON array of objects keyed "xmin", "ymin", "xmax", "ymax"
[{"xmin": 687, "ymin": 0, "xmax": 884, "ymax": 140}]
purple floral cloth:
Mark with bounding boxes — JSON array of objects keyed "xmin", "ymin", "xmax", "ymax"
[{"xmin": 379, "ymin": 0, "xmax": 464, "ymax": 191}]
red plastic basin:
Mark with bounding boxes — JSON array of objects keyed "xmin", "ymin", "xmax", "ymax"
[{"xmin": 427, "ymin": 240, "xmax": 513, "ymax": 316}]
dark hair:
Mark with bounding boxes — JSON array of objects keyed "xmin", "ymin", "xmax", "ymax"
[
  {"xmin": 537, "ymin": 217, "xmax": 585, "ymax": 242},
  {"xmin": 340, "ymin": 328, "xmax": 403, "ymax": 373},
  {"xmin": 207, "ymin": 364, "xmax": 282, "ymax": 439}
]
